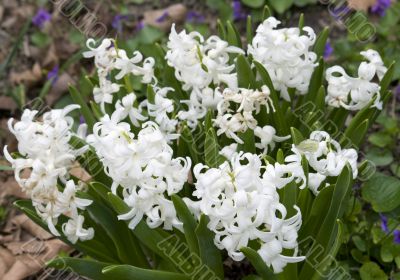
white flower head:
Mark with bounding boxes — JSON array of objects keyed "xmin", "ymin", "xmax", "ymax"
[
  {"xmin": 326, "ymin": 49, "xmax": 387, "ymax": 111},
  {"xmin": 87, "ymin": 115, "xmax": 191, "ymax": 231},
  {"xmin": 214, "ymin": 86, "xmax": 275, "ymax": 144},
  {"xmin": 5, "ymin": 106, "xmax": 93, "ymax": 242},
  {"xmin": 248, "ymin": 17, "xmax": 318, "ymax": 101},
  {"xmin": 186, "ymin": 152, "xmax": 304, "ymax": 273}
]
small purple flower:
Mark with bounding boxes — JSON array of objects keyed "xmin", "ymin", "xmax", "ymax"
[
  {"xmin": 232, "ymin": 0, "xmax": 247, "ymax": 21},
  {"xmin": 156, "ymin": 11, "xmax": 169, "ymax": 23},
  {"xmin": 324, "ymin": 42, "xmax": 334, "ymax": 59},
  {"xmin": 136, "ymin": 20, "xmax": 145, "ymax": 32},
  {"xmin": 47, "ymin": 65, "xmax": 59, "ymax": 85},
  {"xmin": 80, "ymin": 115, "xmax": 86, "ymax": 125},
  {"xmin": 380, "ymin": 214, "xmax": 389, "ymax": 233},
  {"xmin": 112, "ymin": 14, "xmax": 129, "ymax": 33},
  {"xmin": 186, "ymin": 11, "xmax": 205, "ymax": 23},
  {"xmin": 32, "ymin": 8, "xmax": 52, "ymax": 28},
  {"xmin": 371, "ymin": 0, "xmax": 391, "ymax": 17},
  {"xmin": 394, "ymin": 230, "xmax": 400, "ymax": 244}
]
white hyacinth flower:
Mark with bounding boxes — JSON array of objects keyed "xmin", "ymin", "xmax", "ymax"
[
  {"xmin": 254, "ymin": 125, "xmax": 291, "ymax": 154},
  {"xmin": 214, "ymin": 86, "xmax": 275, "ymax": 144},
  {"xmin": 115, "ymin": 93, "xmax": 147, "ymax": 127},
  {"xmin": 5, "ymin": 106, "xmax": 93, "ymax": 242},
  {"xmin": 248, "ymin": 17, "xmax": 318, "ymax": 101},
  {"xmin": 87, "ymin": 112, "xmax": 191, "ymax": 231},
  {"xmin": 147, "ymin": 87, "xmax": 179, "ymax": 140},
  {"xmin": 185, "ymin": 152, "xmax": 305, "ymax": 273},
  {"xmin": 286, "ymin": 130, "xmax": 358, "ymax": 194},
  {"xmin": 166, "ymin": 24, "xmax": 243, "ymax": 129},
  {"xmin": 325, "ymin": 49, "xmax": 387, "ymax": 110}
]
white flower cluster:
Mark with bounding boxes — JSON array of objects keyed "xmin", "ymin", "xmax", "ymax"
[
  {"xmin": 185, "ymin": 152, "xmax": 305, "ymax": 273},
  {"xmin": 214, "ymin": 86, "xmax": 288, "ymax": 152},
  {"xmin": 147, "ymin": 87, "xmax": 179, "ymax": 140},
  {"xmin": 326, "ymin": 50, "xmax": 387, "ymax": 110},
  {"xmin": 248, "ymin": 17, "xmax": 318, "ymax": 101},
  {"xmin": 87, "ymin": 111, "xmax": 191, "ymax": 231},
  {"xmin": 4, "ymin": 105, "xmax": 94, "ymax": 243},
  {"xmin": 286, "ymin": 131, "xmax": 358, "ymax": 195},
  {"xmin": 6, "ymin": 16, "xmax": 384, "ymax": 274},
  {"xmin": 166, "ymin": 24, "xmax": 243, "ymax": 128},
  {"xmin": 83, "ymin": 38, "xmax": 155, "ymax": 112}
]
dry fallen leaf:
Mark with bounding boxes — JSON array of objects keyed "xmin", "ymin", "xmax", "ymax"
[
  {"xmin": 9, "ymin": 63, "xmax": 42, "ymax": 86},
  {"xmin": 46, "ymin": 72, "xmax": 75, "ymax": 106},
  {"xmin": 3, "ymin": 239, "xmax": 70, "ymax": 280},
  {"xmin": 43, "ymin": 43, "xmax": 59, "ymax": 67},
  {"xmin": 144, "ymin": 4, "xmax": 187, "ymax": 31},
  {"xmin": 0, "ymin": 96, "xmax": 17, "ymax": 111},
  {"xmin": 0, "ymin": 248, "xmax": 15, "ymax": 278},
  {"xmin": 0, "ymin": 178, "xmax": 26, "ymax": 205},
  {"xmin": 12, "ymin": 215, "xmax": 52, "ymax": 240},
  {"xmin": 70, "ymin": 165, "xmax": 92, "ymax": 183},
  {"xmin": 347, "ymin": 0, "xmax": 377, "ymax": 11}
]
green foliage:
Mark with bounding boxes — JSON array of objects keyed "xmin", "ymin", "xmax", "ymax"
[{"xmin": 362, "ymin": 174, "xmax": 400, "ymax": 212}]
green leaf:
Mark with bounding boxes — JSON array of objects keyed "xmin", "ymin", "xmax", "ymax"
[
  {"xmin": 352, "ymin": 235, "xmax": 367, "ymax": 252},
  {"xmin": 341, "ymin": 119, "xmax": 369, "ymax": 148},
  {"xmin": 379, "ymin": 63, "xmax": 395, "ymax": 94},
  {"xmin": 205, "ymin": 110, "xmax": 214, "ymax": 132},
  {"xmin": 205, "ymin": 127, "xmax": 225, "ymax": 168},
  {"xmin": 391, "ymin": 163, "xmax": 400, "ymax": 178},
  {"xmin": 226, "ymin": 21, "xmax": 242, "ymax": 48},
  {"xmin": 368, "ymin": 132, "xmax": 393, "ymax": 148},
  {"xmin": 195, "ymin": 215, "xmax": 224, "ymax": 279},
  {"xmin": 84, "ymin": 191, "xmax": 149, "ymax": 267},
  {"xmin": 298, "ymin": 13, "xmax": 305, "ymax": 33},
  {"xmin": 47, "ymin": 258, "xmax": 110, "ymax": 280},
  {"xmin": 180, "ymin": 126, "xmax": 200, "ymax": 165},
  {"xmin": 304, "ymin": 58, "xmax": 324, "ymax": 104},
  {"xmin": 107, "ymin": 193, "xmax": 191, "ymax": 274},
  {"xmin": 262, "ymin": 5, "xmax": 272, "ymax": 19},
  {"xmin": 238, "ymin": 129, "xmax": 256, "ymax": 153},
  {"xmin": 90, "ymin": 101, "xmax": 103, "ymax": 120},
  {"xmin": 359, "ymin": 262, "xmax": 387, "ymax": 280},
  {"xmin": 102, "ymin": 265, "xmax": 190, "ymax": 280},
  {"xmin": 281, "ymin": 180, "xmax": 298, "ymax": 217},
  {"xmin": 290, "ymin": 127, "xmax": 304, "ymax": 145},
  {"xmin": 267, "ymin": 0, "xmax": 294, "ymax": 13},
  {"xmin": 69, "ymin": 85, "xmax": 96, "ymax": 132},
  {"xmin": 31, "ymin": 31, "xmax": 51, "ymax": 48},
  {"xmin": 310, "ymin": 220, "xmax": 344, "ymax": 280},
  {"xmin": 236, "ymin": 54, "xmax": 256, "ymax": 88},
  {"xmin": 171, "ymin": 195, "xmax": 199, "ymax": 256},
  {"xmin": 313, "ymin": 27, "xmax": 330, "ymax": 58},
  {"xmin": 362, "ymin": 173, "xmax": 400, "ymax": 212},
  {"xmin": 246, "ymin": 16, "xmax": 253, "ymax": 43},
  {"xmin": 300, "ymin": 166, "xmax": 353, "ymax": 279},
  {"xmin": 241, "ymin": 247, "xmax": 277, "ymax": 279},
  {"xmin": 14, "ymin": 200, "xmax": 117, "ymax": 263},
  {"xmin": 365, "ymin": 148, "xmax": 393, "ymax": 167},
  {"xmin": 137, "ymin": 26, "xmax": 164, "ymax": 44},
  {"xmin": 242, "ymin": 0, "xmax": 265, "ymax": 8},
  {"xmin": 217, "ymin": 19, "xmax": 226, "ymax": 39},
  {"xmin": 299, "ymin": 186, "xmax": 333, "ymax": 240},
  {"xmin": 254, "ymin": 61, "xmax": 289, "ymax": 134}
]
